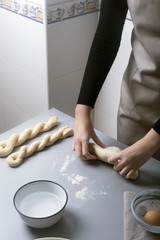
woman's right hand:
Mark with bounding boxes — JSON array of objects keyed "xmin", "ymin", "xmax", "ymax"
[{"xmin": 73, "ymin": 104, "xmax": 105, "ymax": 160}]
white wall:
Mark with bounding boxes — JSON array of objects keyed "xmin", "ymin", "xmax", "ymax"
[
  {"xmin": 0, "ymin": 3, "xmax": 48, "ymax": 133},
  {"xmin": 93, "ymin": 16, "xmax": 133, "ymax": 139},
  {"xmin": 48, "ymin": 12, "xmax": 98, "ymax": 117},
  {"xmin": 0, "ymin": 0, "xmax": 99, "ymax": 133}
]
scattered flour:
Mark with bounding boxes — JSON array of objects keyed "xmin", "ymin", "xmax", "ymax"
[
  {"xmin": 60, "ymin": 156, "xmax": 70, "ymax": 173},
  {"xmin": 99, "ymin": 191, "xmax": 107, "ymax": 196},
  {"xmin": 75, "ymin": 188, "xmax": 108, "ymax": 200},
  {"xmin": 60, "ymin": 156, "xmax": 88, "ymax": 185},
  {"xmin": 60, "ymin": 155, "xmax": 76, "ymax": 175},
  {"xmin": 76, "ymin": 187, "xmax": 88, "ymax": 199},
  {"xmin": 72, "ymin": 155, "xmax": 76, "ymax": 161},
  {"xmin": 67, "ymin": 174, "xmax": 87, "ymax": 185}
]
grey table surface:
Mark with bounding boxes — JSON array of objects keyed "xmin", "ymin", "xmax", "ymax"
[{"xmin": 0, "ymin": 108, "xmax": 160, "ymax": 240}]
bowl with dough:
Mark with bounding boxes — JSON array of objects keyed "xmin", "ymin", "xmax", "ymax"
[
  {"xmin": 131, "ymin": 189, "xmax": 160, "ymax": 233},
  {"xmin": 13, "ymin": 180, "xmax": 68, "ymax": 229}
]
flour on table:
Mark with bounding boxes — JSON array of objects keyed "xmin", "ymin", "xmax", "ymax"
[
  {"xmin": 75, "ymin": 188, "xmax": 109, "ymax": 200},
  {"xmin": 67, "ymin": 174, "xmax": 87, "ymax": 185},
  {"xmin": 71, "ymin": 155, "xmax": 76, "ymax": 161},
  {"xmin": 60, "ymin": 155, "xmax": 76, "ymax": 175},
  {"xmin": 60, "ymin": 156, "xmax": 70, "ymax": 174},
  {"xmin": 90, "ymin": 190, "xmax": 108, "ymax": 200},
  {"xmin": 60, "ymin": 155, "xmax": 88, "ymax": 188},
  {"xmin": 99, "ymin": 191, "xmax": 107, "ymax": 196},
  {"xmin": 76, "ymin": 187, "xmax": 88, "ymax": 199}
]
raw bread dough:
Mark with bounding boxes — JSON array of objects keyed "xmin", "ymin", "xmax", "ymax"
[
  {"xmin": 0, "ymin": 116, "xmax": 58, "ymax": 157},
  {"xmin": 7, "ymin": 126, "xmax": 73, "ymax": 167},
  {"xmin": 89, "ymin": 143, "xmax": 139, "ymax": 180}
]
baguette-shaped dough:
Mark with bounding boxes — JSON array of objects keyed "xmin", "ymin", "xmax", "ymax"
[
  {"xmin": 7, "ymin": 126, "xmax": 73, "ymax": 167},
  {"xmin": 89, "ymin": 143, "xmax": 139, "ymax": 180},
  {"xmin": 0, "ymin": 116, "xmax": 58, "ymax": 157}
]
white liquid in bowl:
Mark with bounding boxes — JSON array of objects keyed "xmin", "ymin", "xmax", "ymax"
[{"xmin": 20, "ymin": 191, "xmax": 63, "ymax": 218}]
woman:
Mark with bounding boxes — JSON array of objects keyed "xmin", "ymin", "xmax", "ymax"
[{"xmin": 73, "ymin": 0, "xmax": 160, "ymax": 179}]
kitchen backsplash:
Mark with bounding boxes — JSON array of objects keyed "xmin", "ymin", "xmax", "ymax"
[{"xmin": 0, "ymin": 0, "xmax": 100, "ymax": 23}]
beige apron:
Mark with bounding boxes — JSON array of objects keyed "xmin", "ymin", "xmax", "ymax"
[{"xmin": 117, "ymin": 0, "xmax": 160, "ymax": 159}]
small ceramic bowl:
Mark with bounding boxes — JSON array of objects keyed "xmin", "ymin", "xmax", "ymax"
[
  {"xmin": 13, "ymin": 180, "xmax": 68, "ymax": 229},
  {"xmin": 131, "ymin": 189, "xmax": 160, "ymax": 234}
]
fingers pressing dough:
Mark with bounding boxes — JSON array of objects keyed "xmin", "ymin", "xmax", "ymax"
[
  {"xmin": 89, "ymin": 143, "xmax": 139, "ymax": 180},
  {"xmin": 0, "ymin": 116, "xmax": 58, "ymax": 157},
  {"xmin": 7, "ymin": 126, "xmax": 73, "ymax": 167}
]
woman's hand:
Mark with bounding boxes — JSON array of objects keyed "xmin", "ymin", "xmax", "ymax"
[
  {"xmin": 73, "ymin": 104, "xmax": 105, "ymax": 159},
  {"xmin": 108, "ymin": 128, "xmax": 160, "ymax": 179}
]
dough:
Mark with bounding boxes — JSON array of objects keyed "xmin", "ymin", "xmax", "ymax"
[
  {"xmin": 89, "ymin": 143, "xmax": 139, "ymax": 180},
  {"xmin": 0, "ymin": 116, "xmax": 58, "ymax": 157},
  {"xmin": 7, "ymin": 126, "xmax": 73, "ymax": 167}
]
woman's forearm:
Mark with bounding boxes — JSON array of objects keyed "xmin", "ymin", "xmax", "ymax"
[{"xmin": 142, "ymin": 128, "xmax": 160, "ymax": 156}]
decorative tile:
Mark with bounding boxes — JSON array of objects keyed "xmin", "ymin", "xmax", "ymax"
[
  {"xmin": 47, "ymin": 0, "xmax": 100, "ymax": 24},
  {"xmin": 0, "ymin": 1, "xmax": 131, "ymax": 24},
  {"xmin": 0, "ymin": 0, "xmax": 100, "ymax": 24},
  {"xmin": 0, "ymin": 0, "xmax": 44, "ymax": 23}
]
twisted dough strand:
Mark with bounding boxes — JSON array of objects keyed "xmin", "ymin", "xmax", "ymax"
[
  {"xmin": 0, "ymin": 116, "xmax": 58, "ymax": 157},
  {"xmin": 7, "ymin": 126, "xmax": 73, "ymax": 167}
]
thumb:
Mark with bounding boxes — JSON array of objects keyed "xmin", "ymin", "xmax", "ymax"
[
  {"xmin": 92, "ymin": 133, "xmax": 106, "ymax": 148},
  {"xmin": 108, "ymin": 153, "xmax": 120, "ymax": 164}
]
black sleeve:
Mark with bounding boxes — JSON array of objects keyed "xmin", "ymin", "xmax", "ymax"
[
  {"xmin": 153, "ymin": 119, "xmax": 160, "ymax": 135},
  {"xmin": 77, "ymin": 0, "xmax": 128, "ymax": 108}
]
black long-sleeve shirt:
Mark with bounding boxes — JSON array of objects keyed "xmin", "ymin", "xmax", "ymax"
[{"xmin": 77, "ymin": 0, "xmax": 160, "ymax": 134}]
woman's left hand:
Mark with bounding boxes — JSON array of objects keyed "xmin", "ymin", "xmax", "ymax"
[{"xmin": 108, "ymin": 128, "xmax": 160, "ymax": 179}]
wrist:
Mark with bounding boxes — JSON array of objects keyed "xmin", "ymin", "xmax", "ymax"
[
  {"xmin": 142, "ymin": 128, "xmax": 160, "ymax": 156},
  {"xmin": 75, "ymin": 104, "xmax": 92, "ymax": 118}
]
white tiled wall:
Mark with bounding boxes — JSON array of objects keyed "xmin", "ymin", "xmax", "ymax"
[
  {"xmin": 93, "ymin": 17, "xmax": 133, "ymax": 139},
  {"xmin": 48, "ymin": 12, "xmax": 98, "ymax": 116},
  {"xmin": 47, "ymin": 13, "xmax": 98, "ymax": 79},
  {"xmin": 0, "ymin": 7, "xmax": 46, "ymax": 78},
  {"xmin": 49, "ymin": 68, "xmax": 85, "ymax": 116},
  {"xmin": 0, "ymin": 0, "xmax": 99, "ymax": 133},
  {"xmin": 0, "ymin": 4, "xmax": 48, "ymax": 133}
]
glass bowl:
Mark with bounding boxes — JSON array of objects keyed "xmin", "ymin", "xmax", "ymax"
[{"xmin": 131, "ymin": 189, "xmax": 160, "ymax": 234}]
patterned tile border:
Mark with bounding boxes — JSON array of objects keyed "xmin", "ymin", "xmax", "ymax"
[
  {"xmin": 0, "ymin": 0, "xmax": 100, "ymax": 24},
  {"xmin": 0, "ymin": 0, "xmax": 131, "ymax": 24},
  {"xmin": 47, "ymin": 0, "xmax": 100, "ymax": 24},
  {"xmin": 0, "ymin": 0, "xmax": 43, "ymax": 23}
]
